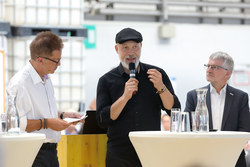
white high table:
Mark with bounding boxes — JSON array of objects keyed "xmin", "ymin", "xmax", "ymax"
[
  {"xmin": 129, "ymin": 131, "xmax": 250, "ymax": 167},
  {"xmin": 0, "ymin": 133, "xmax": 45, "ymax": 167}
]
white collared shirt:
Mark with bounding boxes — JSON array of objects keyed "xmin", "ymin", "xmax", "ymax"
[
  {"xmin": 210, "ymin": 84, "xmax": 227, "ymax": 131},
  {"xmin": 7, "ymin": 61, "xmax": 60, "ymax": 143}
]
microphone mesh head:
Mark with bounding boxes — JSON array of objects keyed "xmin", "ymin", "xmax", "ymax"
[{"xmin": 129, "ymin": 62, "xmax": 135, "ymax": 70}]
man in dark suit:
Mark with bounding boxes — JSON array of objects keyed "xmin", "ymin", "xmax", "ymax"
[{"xmin": 185, "ymin": 51, "xmax": 250, "ymax": 167}]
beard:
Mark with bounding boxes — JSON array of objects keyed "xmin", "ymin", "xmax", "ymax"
[{"xmin": 120, "ymin": 55, "xmax": 140, "ymax": 70}]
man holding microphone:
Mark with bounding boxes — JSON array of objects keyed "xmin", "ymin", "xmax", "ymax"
[{"xmin": 96, "ymin": 28, "xmax": 181, "ymax": 167}]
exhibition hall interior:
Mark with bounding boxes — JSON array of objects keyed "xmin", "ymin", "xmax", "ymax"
[{"xmin": 1, "ymin": 0, "xmax": 250, "ymax": 167}]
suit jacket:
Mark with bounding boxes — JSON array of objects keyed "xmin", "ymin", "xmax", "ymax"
[{"xmin": 185, "ymin": 84, "xmax": 250, "ymax": 167}]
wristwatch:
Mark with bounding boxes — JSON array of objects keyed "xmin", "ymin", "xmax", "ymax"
[
  {"xmin": 60, "ymin": 112, "xmax": 65, "ymax": 119},
  {"xmin": 157, "ymin": 85, "xmax": 166, "ymax": 94}
]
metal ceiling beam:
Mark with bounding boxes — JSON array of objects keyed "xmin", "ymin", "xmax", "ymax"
[
  {"xmin": 85, "ymin": 0, "xmax": 250, "ymax": 21},
  {"xmin": 167, "ymin": 1, "xmax": 250, "ymax": 9},
  {"xmin": 98, "ymin": 0, "xmax": 250, "ymax": 9},
  {"xmin": 98, "ymin": 8, "xmax": 162, "ymax": 16},
  {"xmin": 98, "ymin": 8, "xmax": 250, "ymax": 19},
  {"xmin": 99, "ymin": 0, "xmax": 162, "ymax": 5}
]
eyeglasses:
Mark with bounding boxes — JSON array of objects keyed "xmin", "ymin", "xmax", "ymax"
[
  {"xmin": 204, "ymin": 64, "xmax": 228, "ymax": 71},
  {"xmin": 38, "ymin": 56, "xmax": 61, "ymax": 64}
]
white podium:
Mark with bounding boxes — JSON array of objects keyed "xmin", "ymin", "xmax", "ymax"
[
  {"xmin": 129, "ymin": 131, "xmax": 250, "ymax": 167},
  {"xmin": 0, "ymin": 133, "xmax": 45, "ymax": 167}
]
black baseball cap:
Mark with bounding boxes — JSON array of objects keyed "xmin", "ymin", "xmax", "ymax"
[{"xmin": 115, "ymin": 28, "xmax": 143, "ymax": 44}]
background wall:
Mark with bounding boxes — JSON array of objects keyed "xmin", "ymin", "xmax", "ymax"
[{"xmin": 85, "ymin": 21, "xmax": 250, "ymax": 110}]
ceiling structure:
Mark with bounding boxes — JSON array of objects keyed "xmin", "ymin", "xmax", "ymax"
[{"xmin": 84, "ymin": 0, "xmax": 250, "ymax": 24}]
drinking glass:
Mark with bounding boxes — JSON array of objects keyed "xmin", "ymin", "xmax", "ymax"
[
  {"xmin": 190, "ymin": 111, "xmax": 196, "ymax": 132},
  {"xmin": 170, "ymin": 108, "xmax": 181, "ymax": 132},
  {"xmin": 0, "ymin": 113, "xmax": 7, "ymax": 134},
  {"xmin": 179, "ymin": 112, "xmax": 191, "ymax": 132}
]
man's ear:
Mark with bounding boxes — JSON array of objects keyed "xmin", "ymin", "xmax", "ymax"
[
  {"xmin": 37, "ymin": 57, "xmax": 43, "ymax": 63},
  {"xmin": 115, "ymin": 44, "xmax": 119, "ymax": 53},
  {"xmin": 226, "ymin": 70, "xmax": 231, "ymax": 80}
]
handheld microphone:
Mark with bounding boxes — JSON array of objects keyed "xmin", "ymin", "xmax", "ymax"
[
  {"xmin": 129, "ymin": 62, "xmax": 137, "ymax": 94},
  {"xmin": 129, "ymin": 62, "xmax": 136, "ymax": 78}
]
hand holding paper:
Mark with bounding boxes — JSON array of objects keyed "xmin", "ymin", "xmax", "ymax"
[{"xmin": 63, "ymin": 114, "xmax": 88, "ymax": 123}]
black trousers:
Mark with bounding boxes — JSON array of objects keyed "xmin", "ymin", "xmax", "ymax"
[
  {"xmin": 32, "ymin": 143, "xmax": 59, "ymax": 167},
  {"xmin": 106, "ymin": 150, "xmax": 142, "ymax": 167},
  {"xmin": 236, "ymin": 150, "xmax": 247, "ymax": 167}
]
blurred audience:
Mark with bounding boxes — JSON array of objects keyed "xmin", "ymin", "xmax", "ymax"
[
  {"xmin": 161, "ymin": 114, "xmax": 171, "ymax": 131},
  {"xmin": 89, "ymin": 98, "xmax": 97, "ymax": 110},
  {"xmin": 245, "ymin": 141, "xmax": 250, "ymax": 167}
]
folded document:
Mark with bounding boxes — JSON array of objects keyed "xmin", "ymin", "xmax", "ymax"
[{"xmin": 63, "ymin": 114, "xmax": 88, "ymax": 123}]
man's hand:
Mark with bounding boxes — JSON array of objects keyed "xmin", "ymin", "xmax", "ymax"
[
  {"xmin": 110, "ymin": 78, "xmax": 139, "ymax": 120},
  {"xmin": 47, "ymin": 118, "xmax": 72, "ymax": 131},
  {"xmin": 147, "ymin": 69, "xmax": 164, "ymax": 91},
  {"xmin": 123, "ymin": 78, "xmax": 139, "ymax": 100},
  {"xmin": 63, "ymin": 112, "xmax": 85, "ymax": 124}
]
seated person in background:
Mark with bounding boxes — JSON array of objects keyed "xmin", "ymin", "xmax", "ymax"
[
  {"xmin": 161, "ymin": 114, "xmax": 171, "ymax": 131},
  {"xmin": 185, "ymin": 51, "xmax": 250, "ymax": 167},
  {"xmin": 89, "ymin": 98, "xmax": 97, "ymax": 110},
  {"xmin": 244, "ymin": 140, "xmax": 250, "ymax": 167},
  {"xmin": 245, "ymin": 141, "xmax": 250, "ymax": 151}
]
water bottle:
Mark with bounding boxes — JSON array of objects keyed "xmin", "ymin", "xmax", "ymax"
[
  {"xmin": 6, "ymin": 89, "xmax": 20, "ymax": 134},
  {"xmin": 195, "ymin": 88, "xmax": 209, "ymax": 132}
]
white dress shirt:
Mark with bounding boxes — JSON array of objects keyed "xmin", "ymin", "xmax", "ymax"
[
  {"xmin": 7, "ymin": 61, "xmax": 61, "ymax": 143},
  {"xmin": 210, "ymin": 84, "xmax": 227, "ymax": 131}
]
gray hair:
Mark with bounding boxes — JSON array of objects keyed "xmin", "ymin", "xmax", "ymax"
[{"xmin": 209, "ymin": 51, "xmax": 234, "ymax": 78}]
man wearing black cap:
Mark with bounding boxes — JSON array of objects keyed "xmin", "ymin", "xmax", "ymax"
[{"xmin": 96, "ymin": 28, "xmax": 181, "ymax": 167}]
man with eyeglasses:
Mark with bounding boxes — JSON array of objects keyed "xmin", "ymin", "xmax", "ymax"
[
  {"xmin": 7, "ymin": 31, "xmax": 84, "ymax": 167},
  {"xmin": 185, "ymin": 51, "xmax": 250, "ymax": 167}
]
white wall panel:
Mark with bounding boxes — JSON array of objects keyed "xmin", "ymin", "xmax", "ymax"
[{"xmin": 84, "ymin": 21, "xmax": 250, "ymax": 109}]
